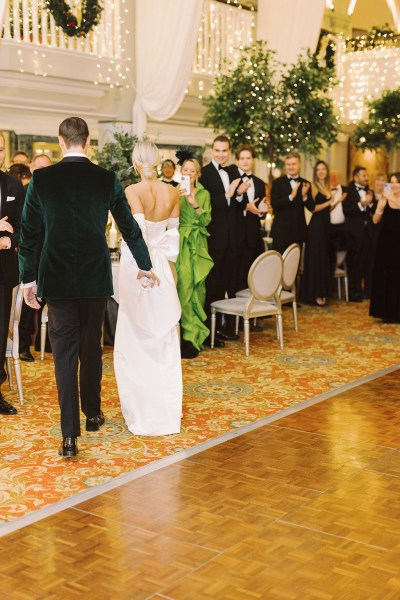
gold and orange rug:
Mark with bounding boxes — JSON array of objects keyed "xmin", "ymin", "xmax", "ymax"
[{"xmin": 0, "ymin": 301, "xmax": 399, "ymax": 526}]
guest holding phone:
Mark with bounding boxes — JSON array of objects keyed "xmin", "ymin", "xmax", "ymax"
[
  {"xmin": 176, "ymin": 150, "xmax": 213, "ymax": 358},
  {"xmin": 370, "ymin": 173, "xmax": 400, "ymax": 323}
]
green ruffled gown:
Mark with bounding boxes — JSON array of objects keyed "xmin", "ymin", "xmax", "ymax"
[{"xmin": 176, "ymin": 183, "xmax": 213, "ymax": 350}]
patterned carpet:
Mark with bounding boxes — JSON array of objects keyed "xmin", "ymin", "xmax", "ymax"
[{"xmin": 0, "ymin": 300, "xmax": 399, "ymax": 525}]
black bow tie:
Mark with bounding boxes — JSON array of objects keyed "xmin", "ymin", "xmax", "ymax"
[
  {"xmin": 241, "ymin": 174, "xmax": 253, "ymax": 180},
  {"xmin": 218, "ymin": 164, "xmax": 226, "ymax": 171},
  {"xmin": 289, "ymin": 177, "xmax": 299, "ymax": 182},
  {"xmin": 356, "ymin": 185, "xmax": 365, "ymax": 191}
]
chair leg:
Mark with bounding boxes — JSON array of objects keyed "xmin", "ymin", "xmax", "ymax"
[
  {"xmin": 292, "ymin": 301, "xmax": 298, "ymax": 332},
  {"xmin": 6, "ymin": 357, "xmax": 13, "ymax": 390},
  {"xmin": 13, "ymin": 357, "xmax": 24, "ymax": 405},
  {"xmin": 344, "ymin": 276, "xmax": 349, "ymax": 302},
  {"xmin": 244, "ymin": 319, "xmax": 250, "ymax": 356},
  {"xmin": 211, "ymin": 310, "xmax": 216, "ymax": 349},
  {"xmin": 277, "ymin": 314, "xmax": 284, "ymax": 349},
  {"xmin": 337, "ymin": 278, "xmax": 341, "ymax": 300},
  {"xmin": 40, "ymin": 322, "xmax": 47, "ymax": 360},
  {"xmin": 235, "ymin": 315, "xmax": 240, "ymax": 335},
  {"xmin": 275, "ymin": 316, "xmax": 279, "ymax": 340}
]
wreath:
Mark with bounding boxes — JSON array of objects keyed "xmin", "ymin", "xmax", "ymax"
[{"xmin": 46, "ymin": 1, "xmax": 103, "ymax": 38}]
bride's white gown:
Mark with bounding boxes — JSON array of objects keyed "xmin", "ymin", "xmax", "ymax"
[{"xmin": 114, "ymin": 215, "xmax": 182, "ymax": 436}]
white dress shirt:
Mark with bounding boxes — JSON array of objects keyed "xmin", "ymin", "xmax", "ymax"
[{"xmin": 330, "ymin": 185, "xmax": 345, "ymax": 224}]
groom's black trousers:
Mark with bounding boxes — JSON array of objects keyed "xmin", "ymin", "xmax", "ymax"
[{"xmin": 46, "ymin": 298, "xmax": 107, "ymax": 438}]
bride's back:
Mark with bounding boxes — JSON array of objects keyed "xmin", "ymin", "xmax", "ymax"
[{"xmin": 128, "ymin": 179, "xmax": 178, "ymax": 222}]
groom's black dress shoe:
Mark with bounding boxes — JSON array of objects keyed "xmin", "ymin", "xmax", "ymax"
[
  {"xmin": 0, "ymin": 394, "xmax": 17, "ymax": 415},
  {"xmin": 59, "ymin": 437, "xmax": 78, "ymax": 457},
  {"xmin": 86, "ymin": 412, "xmax": 105, "ymax": 432},
  {"xmin": 20, "ymin": 349, "xmax": 35, "ymax": 362}
]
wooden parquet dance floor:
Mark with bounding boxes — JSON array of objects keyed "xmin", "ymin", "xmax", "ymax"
[{"xmin": 1, "ymin": 369, "xmax": 400, "ymax": 600}]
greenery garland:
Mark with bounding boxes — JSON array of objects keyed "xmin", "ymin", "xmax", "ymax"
[{"xmin": 46, "ymin": 1, "xmax": 103, "ymax": 38}]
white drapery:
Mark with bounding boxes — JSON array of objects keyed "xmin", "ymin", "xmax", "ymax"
[
  {"xmin": 0, "ymin": 0, "xmax": 7, "ymax": 34},
  {"xmin": 256, "ymin": 0, "xmax": 326, "ymax": 64},
  {"xmin": 133, "ymin": 0, "xmax": 202, "ymax": 136},
  {"xmin": 385, "ymin": 0, "xmax": 400, "ymax": 30}
]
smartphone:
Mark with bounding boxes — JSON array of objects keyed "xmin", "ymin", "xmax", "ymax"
[
  {"xmin": 384, "ymin": 183, "xmax": 391, "ymax": 192},
  {"xmin": 179, "ymin": 175, "xmax": 190, "ymax": 196}
]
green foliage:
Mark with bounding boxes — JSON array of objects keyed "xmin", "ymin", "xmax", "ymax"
[
  {"xmin": 95, "ymin": 131, "xmax": 140, "ymax": 188},
  {"xmin": 352, "ymin": 88, "xmax": 400, "ymax": 152},
  {"xmin": 203, "ymin": 41, "xmax": 340, "ymax": 167}
]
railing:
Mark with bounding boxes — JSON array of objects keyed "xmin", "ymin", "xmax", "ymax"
[
  {"xmin": 193, "ymin": 0, "xmax": 256, "ymax": 76},
  {"xmin": 1, "ymin": 0, "xmax": 123, "ymax": 59}
]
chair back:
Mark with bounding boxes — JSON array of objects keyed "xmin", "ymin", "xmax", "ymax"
[
  {"xmin": 7, "ymin": 285, "xmax": 23, "ymax": 358},
  {"xmin": 248, "ymin": 251, "xmax": 283, "ymax": 302},
  {"xmin": 282, "ymin": 244, "xmax": 301, "ymax": 290}
]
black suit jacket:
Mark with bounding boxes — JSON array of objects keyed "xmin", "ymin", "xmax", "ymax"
[
  {"xmin": 199, "ymin": 162, "xmax": 242, "ymax": 252},
  {"xmin": 342, "ymin": 181, "xmax": 375, "ymax": 241},
  {"xmin": 0, "ymin": 171, "xmax": 24, "ymax": 287},
  {"xmin": 270, "ymin": 175, "xmax": 314, "ymax": 253},
  {"xmin": 19, "ymin": 157, "xmax": 151, "ymax": 298},
  {"xmin": 229, "ymin": 167, "xmax": 266, "ymax": 248}
]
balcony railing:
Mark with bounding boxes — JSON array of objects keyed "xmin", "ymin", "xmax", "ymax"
[
  {"xmin": 193, "ymin": 0, "xmax": 256, "ymax": 76},
  {"xmin": 1, "ymin": 0, "xmax": 123, "ymax": 59}
]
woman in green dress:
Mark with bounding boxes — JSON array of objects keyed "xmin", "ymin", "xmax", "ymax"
[{"xmin": 176, "ymin": 156, "xmax": 213, "ymax": 358}]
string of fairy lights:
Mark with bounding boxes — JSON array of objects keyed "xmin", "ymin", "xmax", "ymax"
[
  {"xmin": 2, "ymin": 0, "xmax": 131, "ymax": 88},
  {"xmin": 1, "ymin": 0, "xmax": 400, "ymax": 124}
]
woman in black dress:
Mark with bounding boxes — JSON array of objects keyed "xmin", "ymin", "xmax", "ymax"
[
  {"xmin": 301, "ymin": 161, "xmax": 334, "ymax": 306},
  {"xmin": 370, "ymin": 172, "xmax": 400, "ymax": 323}
]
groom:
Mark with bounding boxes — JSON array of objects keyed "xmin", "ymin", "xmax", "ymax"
[{"xmin": 18, "ymin": 117, "xmax": 158, "ymax": 458}]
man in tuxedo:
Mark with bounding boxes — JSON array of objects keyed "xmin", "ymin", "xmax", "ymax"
[
  {"xmin": 160, "ymin": 159, "xmax": 178, "ymax": 187},
  {"xmin": 0, "ymin": 131, "xmax": 24, "ymax": 415},
  {"xmin": 342, "ymin": 165, "xmax": 375, "ymax": 302},
  {"xmin": 230, "ymin": 144, "xmax": 267, "ymax": 293},
  {"xmin": 18, "ymin": 154, "xmax": 53, "ymax": 362},
  {"xmin": 199, "ymin": 135, "xmax": 244, "ymax": 345},
  {"xmin": 270, "ymin": 151, "xmax": 314, "ymax": 255},
  {"xmin": 19, "ymin": 117, "xmax": 156, "ymax": 457}
]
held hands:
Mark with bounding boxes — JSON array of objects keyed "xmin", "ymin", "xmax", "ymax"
[
  {"xmin": 23, "ymin": 287, "xmax": 41, "ymax": 310},
  {"xmin": 226, "ymin": 178, "xmax": 241, "ymax": 200},
  {"xmin": 0, "ymin": 216, "xmax": 14, "ymax": 234},
  {"xmin": 137, "ymin": 270, "xmax": 160, "ymax": 289},
  {"xmin": 236, "ymin": 179, "xmax": 252, "ymax": 196},
  {"xmin": 246, "ymin": 197, "xmax": 263, "ymax": 215}
]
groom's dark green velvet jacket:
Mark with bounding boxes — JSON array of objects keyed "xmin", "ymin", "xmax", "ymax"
[{"xmin": 18, "ymin": 157, "xmax": 152, "ymax": 298}]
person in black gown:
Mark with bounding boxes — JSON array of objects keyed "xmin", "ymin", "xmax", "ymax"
[
  {"xmin": 370, "ymin": 172, "xmax": 400, "ymax": 324},
  {"xmin": 301, "ymin": 161, "xmax": 334, "ymax": 306}
]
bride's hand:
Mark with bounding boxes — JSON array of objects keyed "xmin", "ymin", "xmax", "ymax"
[{"xmin": 138, "ymin": 270, "xmax": 160, "ymax": 288}]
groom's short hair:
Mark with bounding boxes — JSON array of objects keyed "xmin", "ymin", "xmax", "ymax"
[{"xmin": 59, "ymin": 117, "xmax": 89, "ymax": 148}]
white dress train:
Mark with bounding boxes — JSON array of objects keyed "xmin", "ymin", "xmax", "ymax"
[{"xmin": 114, "ymin": 215, "xmax": 182, "ymax": 436}]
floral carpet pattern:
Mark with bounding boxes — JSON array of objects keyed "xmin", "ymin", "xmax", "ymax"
[{"xmin": 0, "ymin": 301, "xmax": 399, "ymax": 524}]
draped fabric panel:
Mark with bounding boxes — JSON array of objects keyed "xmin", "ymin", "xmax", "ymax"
[
  {"xmin": 133, "ymin": 0, "xmax": 202, "ymax": 136},
  {"xmin": 0, "ymin": 0, "xmax": 7, "ymax": 34},
  {"xmin": 256, "ymin": 0, "xmax": 326, "ymax": 64},
  {"xmin": 385, "ymin": 0, "xmax": 400, "ymax": 31}
]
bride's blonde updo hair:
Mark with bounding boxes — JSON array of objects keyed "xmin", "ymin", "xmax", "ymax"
[{"xmin": 132, "ymin": 141, "xmax": 159, "ymax": 179}]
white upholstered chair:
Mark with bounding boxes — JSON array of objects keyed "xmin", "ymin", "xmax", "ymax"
[
  {"xmin": 5, "ymin": 285, "xmax": 24, "ymax": 405},
  {"xmin": 211, "ymin": 251, "xmax": 284, "ymax": 356},
  {"xmin": 332, "ymin": 250, "xmax": 349, "ymax": 302},
  {"xmin": 40, "ymin": 304, "xmax": 49, "ymax": 360},
  {"xmin": 279, "ymin": 243, "xmax": 301, "ymax": 331},
  {"xmin": 236, "ymin": 243, "xmax": 300, "ymax": 332}
]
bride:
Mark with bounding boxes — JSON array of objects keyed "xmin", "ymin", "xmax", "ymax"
[{"xmin": 114, "ymin": 141, "xmax": 182, "ymax": 436}]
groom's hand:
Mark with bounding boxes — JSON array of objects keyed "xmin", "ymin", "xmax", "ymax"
[
  {"xmin": 137, "ymin": 270, "xmax": 160, "ymax": 288},
  {"xmin": 23, "ymin": 286, "xmax": 41, "ymax": 309}
]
